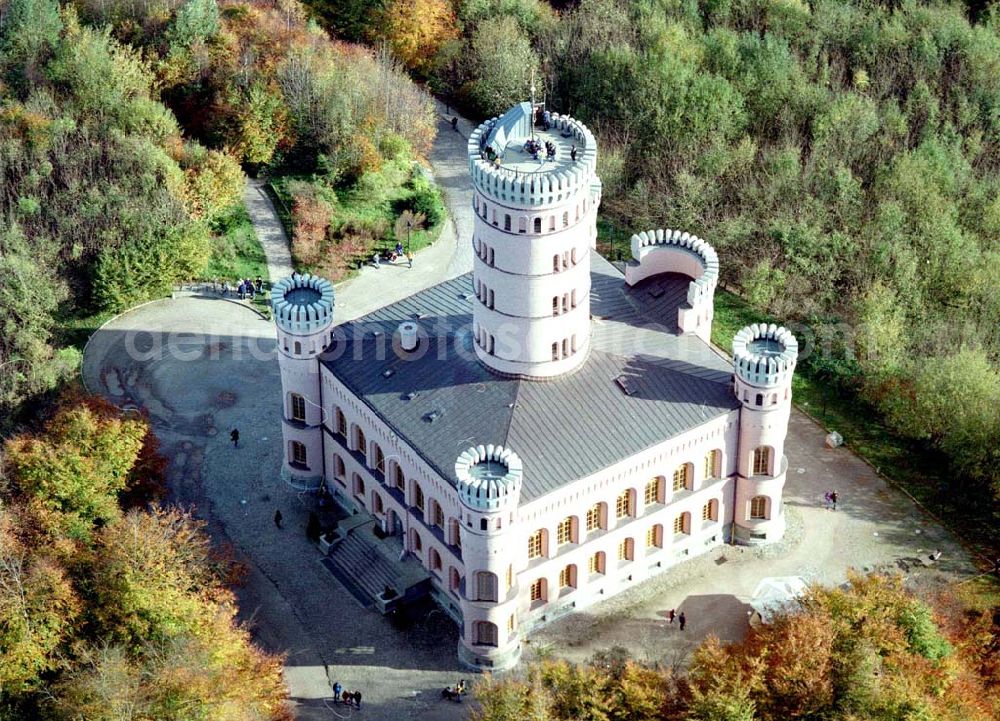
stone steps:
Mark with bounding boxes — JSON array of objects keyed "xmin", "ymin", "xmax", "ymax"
[{"xmin": 327, "ymin": 527, "xmax": 402, "ymax": 601}]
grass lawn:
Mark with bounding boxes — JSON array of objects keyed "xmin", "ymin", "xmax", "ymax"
[
  {"xmin": 710, "ymin": 288, "xmax": 998, "ymax": 560},
  {"xmin": 202, "ymin": 205, "xmax": 269, "ymax": 283}
]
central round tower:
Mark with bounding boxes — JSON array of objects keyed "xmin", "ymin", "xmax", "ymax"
[{"xmin": 468, "ymin": 102, "xmax": 601, "ymax": 378}]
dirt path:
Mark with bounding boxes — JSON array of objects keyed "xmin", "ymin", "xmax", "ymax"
[{"xmin": 244, "ymin": 178, "xmax": 293, "ymax": 281}]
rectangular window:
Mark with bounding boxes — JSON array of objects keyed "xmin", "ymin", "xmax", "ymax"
[
  {"xmin": 585, "ymin": 504, "xmax": 602, "ymax": 531},
  {"xmin": 646, "ymin": 525, "xmax": 661, "ymax": 548},
  {"xmin": 558, "ymin": 565, "xmax": 575, "ymax": 589},
  {"xmin": 702, "ymin": 501, "xmax": 714, "ymax": 521},
  {"xmin": 527, "ymin": 529, "xmax": 544, "ymax": 559},
  {"xmin": 488, "ymin": 289, "xmax": 494, "ymax": 309},
  {"xmin": 553, "ymin": 296, "xmax": 559, "ymax": 316},
  {"xmin": 506, "ymin": 565, "xmax": 513, "ymax": 591},
  {"xmin": 750, "ymin": 496, "xmax": 767, "ymax": 519},
  {"xmin": 413, "ymin": 484, "xmax": 424, "ymax": 511},
  {"xmin": 552, "ymin": 342, "xmax": 559, "ymax": 361},
  {"xmin": 504, "ymin": 214, "xmax": 511, "ymax": 231},
  {"xmin": 615, "ymin": 490, "xmax": 632, "ymax": 519},
  {"xmin": 291, "ymin": 441, "xmax": 307, "ymax": 466},
  {"xmin": 530, "ymin": 578, "xmax": 544, "ymax": 602},
  {"xmin": 673, "ymin": 514, "xmax": 685, "ymax": 535},
  {"xmin": 336, "ymin": 411, "xmax": 347, "ymax": 437},
  {"xmin": 508, "ymin": 615, "xmax": 515, "ymax": 634},
  {"xmin": 556, "ymin": 517, "xmax": 573, "ymax": 545},
  {"xmin": 588, "ymin": 552, "xmax": 604, "ymax": 575},
  {"xmin": 433, "ymin": 503, "xmax": 444, "ymax": 528}
]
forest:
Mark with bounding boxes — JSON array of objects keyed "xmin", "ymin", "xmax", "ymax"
[
  {"xmin": 300, "ymin": 0, "xmax": 1000, "ymax": 525},
  {"xmin": 470, "ymin": 573, "xmax": 1000, "ymax": 721}
]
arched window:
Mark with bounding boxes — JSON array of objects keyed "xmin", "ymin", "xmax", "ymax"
[
  {"xmin": 355, "ymin": 427, "xmax": 367, "ymax": 455},
  {"xmin": 503, "ymin": 214, "xmax": 511, "ymax": 231},
  {"xmin": 412, "ymin": 481, "xmax": 424, "ymax": 511},
  {"xmin": 430, "ymin": 548, "xmax": 442, "ymax": 572},
  {"xmin": 293, "ymin": 341, "xmax": 302, "ymax": 354},
  {"xmin": 552, "ymin": 342, "xmax": 559, "ymax": 361},
  {"xmin": 518, "ymin": 216, "xmax": 527, "ymax": 233},
  {"xmin": 770, "ymin": 393, "xmax": 778, "ymax": 405},
  {"xmin": 615, "ymin": 489, "xmax": 634, "ymax": 519},
  {"xmin": 702, "ymin": 499, "xmax": 718, "ymax": 522},
  {"xmin": 755, "ymin": 393, "xmax": 764, "ymax": 406},
  {"xmin": 335, "ymin": 409, "xmax": 347, "ymax": 437},
  {"xmin": 704, "ymin": 450, "xmax": 720, "ymax": 479},
  {"xmin": 529, "ymin": 577, "xmax": 547, "ymax": 603},
  {"xmin": 672, "ymin": 463, "xmax": 691, "ymax": 492},
  {"xmin": 372, "ymin": 443, "xmax": 384, "ymax": 473},
  {"xmin": 558, "ymin": 564, "xmax": 577, "ymax": 589},
  {"xmin": 556, "ymin": 516, "xmax": 576, "ymax": 545},
  {"xmin": 562, "ymin": 211, "xmax": 569, "ymax": 228},
  {"xmin": 571, "ymin": 247, "xmax": 577, "ymax": 265},
  {"xmin": 333, "ymin": 454, "xmax": 345, "ymax": 480},
  {"xmin": 394, "ymin": 464, "xmax": 404, "ymax": 491},
  {"xmin": 548, "ymin": 216, "xmax": 555, "ymax": 231},
  {"xmin": 289, "ymin": 393, "xmax": 306, "ymax": 422},
  {"xmin": 588, "ymin": 551, "xmax": 605, "ymax": 575},
  {"xmin": 474, "ymin": 621, "xmax": 498, "ymax": 647},
  {"xmin": 410, "ymin": 529, "xmax": 422, "ymax": 552},
  {"xmin": 646, "ymin": 524, "xmax": 663, "ymax": 549},
  {"xmin": 644, "ymin": 477, "xmax": 664, "ymax": 506},
  {"xmin": 533, "ymin": 217, "xmax": 542, "ymax": 233},
  {"xmin": 553, "ymin": 296, "xmax": 559, "ymax": 316},
  {"xmin": 373, "ymin": 492, "xmax": 384, "ymax": 515},
  {"xmin": 553, "ymin": 254, "xmax": 560, "ymax": 273},
  {"xmin": 585, "ymin": 503, "xmax": 605, "ymax": 532},
  {"xmin": 353, "ymin": 474, "xmax": 365, "ymax": 498},
  {"xmin": 430, "ymin": 500, "xmax": 444, "ymax": 529},
  {"xmin": 527, "ymin": 529, "xmax": 546, "ymax": 559},
  {"xmin": 617, "ymin": 537, "xmax": 634, "ymax": 562},
  {"xmin": 673, "ymin": 512, "xmax": 690, "ymax": 535},
  {"xmin": 449, "ymin": 518, "xmax": 462, "ymax": 547},
  {"xmin": 750, "ymin": 496, "xmax": 768, "ymax": 519},
  {"xmin": 449, "ymin": 567, "xmax": 461, "ymax": 593},
  {"xmin": 752, "ymin": 447, "xmax": 771, "ymax": 476},
  {"xmin": 480, "ymin": 517, "xmax": 488, "ymax": 530},
  {"xmin": 475, "ymin": 571, "xmax": 498, "ymax": 602},
  {"xmin": 290, "ymin": 441, "xmax": 307, "ymax": 467}
]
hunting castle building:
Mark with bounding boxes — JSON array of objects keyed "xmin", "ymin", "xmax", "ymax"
[{"xmin": 272, "ymin": 103, "xmax": 798, "ymax": 670}]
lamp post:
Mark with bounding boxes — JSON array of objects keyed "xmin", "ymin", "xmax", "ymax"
[{"xmin": 406, "ymin": 217, "xmax": 414, "ymax": 255}]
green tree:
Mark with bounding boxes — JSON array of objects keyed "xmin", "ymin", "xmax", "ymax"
[
  {"xmin": 0, "ymin": 0, "xmax": 62, "ymax": 94},
  {"xmin": 464, "ymin": 15, "xmax": 540, "ymax": 117}
]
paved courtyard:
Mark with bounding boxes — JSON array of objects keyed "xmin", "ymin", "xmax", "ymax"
[{"xmin": 80, "ymin": 102, "xmax": 980, "ymax": 720}]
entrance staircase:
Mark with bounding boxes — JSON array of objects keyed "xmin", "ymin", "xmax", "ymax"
[{"xmin": 320, "ymin": 515, "xmax": 431, "ymax": 612}]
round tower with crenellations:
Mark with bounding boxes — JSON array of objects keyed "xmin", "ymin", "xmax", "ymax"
[
  {"xmin": 732, "ymin": 323, "xmax": 798, "ymax": 544},
  {"xmin": 272, "ymin": 273, "xmax": 335, "ymax": 486},
  {"xmin": 454, "ymin": 444, "xmax": 524, "ymax": 670},
  {"xmin": 468, "ymin": 102, "xmax": 601, "ymax": 378}
]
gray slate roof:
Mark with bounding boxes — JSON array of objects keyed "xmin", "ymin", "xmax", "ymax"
[{"xmin": 321, "ymin": 253, "xmax": 738, "ymax": 503}]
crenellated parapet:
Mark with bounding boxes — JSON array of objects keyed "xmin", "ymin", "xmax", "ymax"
[
  {"xmin": 625, "ymin": 229, "xmax": 719, "ymax": 341},
  {"xmin": 468, "ymin": 107, "xmax": 598, "ymax": 208},
  {"xmin": 271, "ymin": 274, "xmax": 335, "ymax": 336},
  {"xmin": 732, "ymin": 324, "xmax": 798, "ymax": 389},
  {"xmin": 455, "ymin": 444, "xmax": 523, "ymax": 513}
]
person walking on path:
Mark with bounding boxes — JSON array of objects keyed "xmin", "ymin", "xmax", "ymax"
[
  {"xmin": 678, "ymin": 612, "xmax": 686, "ymax": 631},
  {"xmin": 372, "ymin": 250, "xmax": 380, "ymax": 269},
  {"xmin": 332, "ymin": 682, "xmax": 342, "ymax": 702},
  {"xmin": 667, "ymin": 609, "xmax": 675, "ymax": 624},
  {"xmin": 406, "ymin": 251, "xmax": 414, "ymax": 269},
  {"xmin": 353, "ymin": 691, "xmax": 362, "ymax": 709},
  {"xmin": 230, "ymin": 428, "xmax": 239, "ymax": 448},
  {"xmin": 342, "ymin": 690, "xmax": 351, "ymax": 706},
  {"xmin": 451, "ymin": 116, "xmax": 459, "ymax": 131},
  {"xmin": 823, "ymin": 490, "xmax": 832, "ymax": 509},
  {"xmin": 830, "ymin": 491, "xmax": 838, "ymax": 511},
  {"xmin": 274, "ymin": 509, "xmax": 283, "ymax": 529}
]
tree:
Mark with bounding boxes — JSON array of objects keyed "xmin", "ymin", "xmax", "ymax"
[
  {"xmin": 381, "ymin": 0, "xmax": 459, "ymax": 76},
  {"xmin": 4, "ymin": 403, "xmax": 147, "ymax": 543},
  {"xmin": 0, "ymin": 0, "xmax": 62, "ymax": 94},
  {"xmin": 465, "ymin": 15, "xmax": 540, "ymax": 117}
]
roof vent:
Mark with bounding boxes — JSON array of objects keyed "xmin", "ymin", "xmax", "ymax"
[
  {"xmin": 398, "ymin": 322, "xmax": 418, "ymax": 352},
  {"xmin": 404, "ymin": 391, "xmax": 419, "ymax": 401},
  {"xmin": 382, "ymin": 369, "xmax": 394, "ymax": 378},
  {"xmin": 615, "ymin": 375, "xmax": 637, "ymax": 396},
  {"xmin": 424, "ymin": 409, "xmax": 442, "ymax": 423}
]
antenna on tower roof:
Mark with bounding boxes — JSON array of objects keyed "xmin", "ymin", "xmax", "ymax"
[{"xmin": 530, "ymin": 68, "xmax": 537, "ymax": 142}]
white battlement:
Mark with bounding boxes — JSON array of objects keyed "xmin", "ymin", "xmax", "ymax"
[
  {"xmin": 732, "ymin": 324, "xmax": 798, "ymax": 388},
  {"xmin": 468, "ymin": 109, "xmax": 597, "ymax": 208},
  {"xmin": 271, "ymin": 273, "xmax": 335, "ymax": 335},
  {"xmin": 629, "ymin": 229, "xmax": 719, "ymax": 307},
  {"xmin": 455, "ymin": 444, "xmax": 523, "ymax": 512}
]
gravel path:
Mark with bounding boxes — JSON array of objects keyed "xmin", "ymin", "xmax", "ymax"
[{"xmin": 244, "ymin": 178, "xmax": 293, "ymax": 281}]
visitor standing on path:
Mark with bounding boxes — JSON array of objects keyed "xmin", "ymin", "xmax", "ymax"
[
  {"xmin": 354, "ymin": 691, "xmax": 362, "ymax": 709},
  {"xmin": 274, "ymin": 509, "xmax": 283, "ymax": 529},
  {"xmin": 678, "ymin": 612, "xmax": 686, "ymax": 631},
  {"xmin": 830, "ymin": 491, "xmax": 838, "ymax": 510},
  {"xmin": 230, "ymin": 428, "xmax": 239, "ymax": 448},
  {"xmin": 407, "ymin": 251, "xmax": 413, "ymax": 268},
  {"xmin": 667, "ymin": 609, "xmax": 675, "ymax": 624}
]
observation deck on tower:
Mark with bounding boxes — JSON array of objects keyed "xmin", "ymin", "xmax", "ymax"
[{"xmin": 468, "ymin": 102, "xmax": 598, "ymax": 206}]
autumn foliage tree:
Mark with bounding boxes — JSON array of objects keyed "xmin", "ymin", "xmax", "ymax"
[
  {"xmin": 380, "ymin": 0, "xmax": 459, "ymax": 76},
  {"xmin": 0, "ymin": 398, "xmax": 290, "ymax": 719}
]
